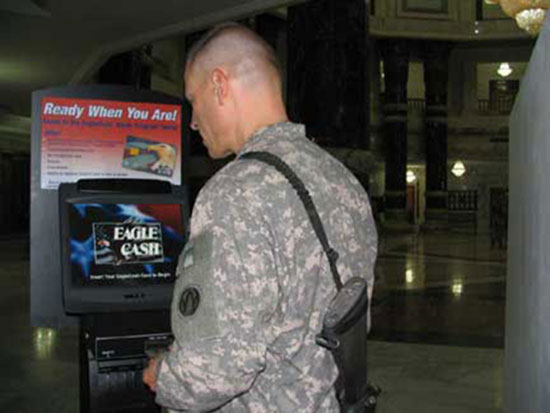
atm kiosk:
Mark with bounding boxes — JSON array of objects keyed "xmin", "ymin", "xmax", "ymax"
[{"xmin": 58, "ymin": 178, "xmax": 189, "ymax": 413}]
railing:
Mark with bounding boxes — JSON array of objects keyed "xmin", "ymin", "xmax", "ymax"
[
  {"xmin": 379, "ymin": 95, "xmax": 426, "ymax": 112},
  {"xmin": 448, "ymin": 190, "xmax": 478, "ymax": 211},
  {"xmin": 478, "ymin": 98, "xmax": 515, "ymax": 115},
  {"xmin": 408, "ymin": 98, "xmax": 425, "ymax": 112},
  {"xmin": 379, "ymin": 95, "xmax": 513, "ymax": 116},
  {"xmin": 448, "ymin": 190, "xmax": 478, "ymax": 232}
]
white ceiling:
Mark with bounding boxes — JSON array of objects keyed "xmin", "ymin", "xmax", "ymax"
[{"xmin": 0, "ymin": 0, "xmax": 300, "ymax": 117}]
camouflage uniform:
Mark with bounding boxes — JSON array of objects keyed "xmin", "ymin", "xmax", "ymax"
[{"xmin": 156, "ymin": 122, "xmax": 377, "ymax": 412}]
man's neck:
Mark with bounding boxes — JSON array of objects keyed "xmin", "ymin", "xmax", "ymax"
[{"xmin": 234, "ymin": 111, "xmax": 288, "ymax": 152}]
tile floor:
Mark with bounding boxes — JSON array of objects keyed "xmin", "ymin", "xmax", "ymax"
[{"xmin": 0, "ymin": 229, "xmax": 506, "ymax": 412}]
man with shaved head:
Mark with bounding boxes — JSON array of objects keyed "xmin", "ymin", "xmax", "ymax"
[
  {"xmin": 143, "ymin": 22, "xmax": 377, "ymax": 412},
  {"xmin": 183, "ymin": 22, "xmax": 287, "ymax": 159}
]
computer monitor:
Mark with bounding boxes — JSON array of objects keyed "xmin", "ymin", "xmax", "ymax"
[{"xmin": 59, "ymin": 179, "xmax": 188, "ymax": 314}]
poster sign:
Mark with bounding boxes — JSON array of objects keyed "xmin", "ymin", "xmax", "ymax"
[{"xmin": 40, "ymin": 96, "xmax": 182, "ymax": 189}]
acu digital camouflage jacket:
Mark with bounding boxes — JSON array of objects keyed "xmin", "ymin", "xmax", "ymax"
[{"xmin": 155, "ymin": 122, "xmax": 377, "ymax": 412}]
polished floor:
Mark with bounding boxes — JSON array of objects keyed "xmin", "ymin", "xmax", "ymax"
[
  {"xmin": 0, "ymin": 229, "xmax": 506, "ymax": 412},
  {"xmin": 371, "ymin": 231, "xmax": 506, "ymax": 348}
]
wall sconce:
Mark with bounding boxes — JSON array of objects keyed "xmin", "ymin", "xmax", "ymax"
[
  {"xmin": 485, "ymin": 0, "xmax": 550, "ymax": 35},
  {"xmin": 452, "ymin": 280, "xmax": 463, "ymax": 296},
  {"xmin": 406, "ymin": 269, "xmax": 414, "ymax": 284},
  {"xmin": 451, "ymin": 161, "xmax": 466, "ymax": 177},
  {"xmin": 406, "ymin": 170, "xmax": 416, "ymax": 183},
  {"xmin": 497, "ymin": 62, "xmax": 513, "ymax": 77}
]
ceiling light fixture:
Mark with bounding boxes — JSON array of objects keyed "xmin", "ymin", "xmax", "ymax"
[
  {"xmin": 497, "ymin": 62, "xmax": 513, "ymax": 77},
  {"xmin": 451, "ymin": 161, "xmax": 466, "ymax": 177}
]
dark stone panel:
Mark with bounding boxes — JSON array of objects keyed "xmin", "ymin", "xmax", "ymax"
[
  {"xmin": 423, "ymin": 43, "xmax": 450, "ymax": 107},
  {"xmin": 98, "ymin": 47, "xmax": 152, "ymax": 89},
  {"xmin": 379, "ymin": 40, "xmax": 409, "ymax": 217},
  {"xmin": 423, "ymin": 42, "xmax": 450, "ymax": 197},
  {"xmin": 0, "ymin": 154, "xmax": 12, "ymax": 234},
  {"xmin": 381, "ymin": 40, "xmax": 409, "ymax": 105},
  {"xmin": 426, "ymin": 193, "xmax": 447, "ymax": 209},
  {"xmin": 13, "ymin": 156, "xmax": 30, "ymax": 231},
  {"xmin": 384, "ymin": 121, "xmax": 407, "ymax": 193},
  {"xmin": 385, "ymin": 194, "xmax": 407, "ymax": 210},
  {"xmin": 255, "ymin": 14, "xmax": 287, "ymax": 60},
  {"xmin": 425, "ymin": 121, "xmax": 448, "ymax": 192},
  {"xmin": 0, "ymin": 153, "xmax": 28, "ymax": 234},
  {"xmin": 287, "ymin": 0, "xmax": 369, "ymax": 148}
]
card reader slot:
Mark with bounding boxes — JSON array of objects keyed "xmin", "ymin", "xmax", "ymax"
[{"xmin": 97, "ymin": 357, "xmax": 146, "ymax": 373}]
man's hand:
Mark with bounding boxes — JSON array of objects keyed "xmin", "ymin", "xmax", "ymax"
[{"xmin": 143, "ymin": 356, "xmax": 161, "ymax": 392}]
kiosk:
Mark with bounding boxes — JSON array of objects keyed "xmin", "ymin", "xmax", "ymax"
[
  {"xmin": 59, "ymin": 178, "xmax": 188, "ymax": 412},
  {"xmin": 30, "ymin": 86, "xmax": 189, "ymax": 412}
]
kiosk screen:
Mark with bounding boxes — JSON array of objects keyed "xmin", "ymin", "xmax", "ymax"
[{"xmin": 68, "ymin": 203, "xmax": 184, "ymax": 286}]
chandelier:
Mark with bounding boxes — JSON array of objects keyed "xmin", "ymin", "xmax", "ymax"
[{"xmin": 485, "ymin": 0, "xmax": 550, "ymax": 35}]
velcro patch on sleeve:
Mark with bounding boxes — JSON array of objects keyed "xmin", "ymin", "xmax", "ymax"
[{"xmin": 171, "ymin": 231, "xmax": 220, "ymax": 342}]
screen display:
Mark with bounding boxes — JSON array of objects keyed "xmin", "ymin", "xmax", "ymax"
[{"xmin": 68, "ymin": 203, "xmax": 184, "ymax": 285}]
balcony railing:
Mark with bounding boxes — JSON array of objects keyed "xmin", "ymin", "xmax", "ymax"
[
  {"xmin": 408, "ymin": 98, "xmax": 426, "ymax": 112},
  {"xmin": 379, "ymin": 95, "xmax": 514, "ymax": 116},
  {"xmin": 448, "ymin": 190, "xmax": 478, "ymax": 232},
  {"xmin": 448, "ymin": 190, "xmax": 478, "ymax": 211},
  {"xmin": 478, "ymin": 98, "xmax": 515, "ymax": 115}
]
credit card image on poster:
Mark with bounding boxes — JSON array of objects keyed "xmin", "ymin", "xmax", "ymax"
[{"xmin": 122, "ymin": 136, "xmax": 177, "ymax": 178}]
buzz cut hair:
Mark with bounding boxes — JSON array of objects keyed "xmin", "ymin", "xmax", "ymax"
[{"xmin": 185, "ymin": 21, "xmax": 282, "ymax": 79}]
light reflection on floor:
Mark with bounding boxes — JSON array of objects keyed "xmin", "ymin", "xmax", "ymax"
[
  {"xmin": 367, "ymin": 230, "xmax": 505, "ymax": 412},
  {"xmin": 0, "ymin": 230, "xmax": 506, "ymax": 412},
  {"xmin": 371, "ymin": 231, "xmax": 506, "ymax": 349},
  {"xmin": 33, "ymin": 328, "xmax": 57, "ymax": 360}
]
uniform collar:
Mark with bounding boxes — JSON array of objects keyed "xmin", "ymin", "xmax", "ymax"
[{"xmin": 238, "ymin": 122, "xmax": 305, "ymax": 155}]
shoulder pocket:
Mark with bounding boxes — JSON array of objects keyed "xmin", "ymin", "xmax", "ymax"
[{"xmin": 171, "ymin": 231, "xmax": 221, "ymax": 342}]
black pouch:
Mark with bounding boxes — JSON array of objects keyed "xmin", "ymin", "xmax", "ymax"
[{"xmin": 316, "ymin": 277, "xmax": 379, "ymax": 412}]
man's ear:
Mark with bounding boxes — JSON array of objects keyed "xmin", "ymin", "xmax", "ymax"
[{"xmin": 211, "ymin": 68, "xmax": 229, "ymax": 105}]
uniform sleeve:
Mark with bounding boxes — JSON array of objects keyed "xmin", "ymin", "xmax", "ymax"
[{"xmin": 155, "ymin": 188, "xmax": 279, "ymax": 412}]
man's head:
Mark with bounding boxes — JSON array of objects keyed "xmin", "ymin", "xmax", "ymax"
[{"xmin": 184, "ymin": 22, "xmax": 287, "ymax": 159}]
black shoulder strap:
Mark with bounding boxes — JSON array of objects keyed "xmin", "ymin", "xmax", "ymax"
[{"xmin": 240, "ymin": 151, "xmax": 343, "ymax": 291}]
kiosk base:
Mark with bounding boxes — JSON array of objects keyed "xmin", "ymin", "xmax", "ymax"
[{"xmin": 79, "ymin": 311, "xmax": 172, "ymax": 413}]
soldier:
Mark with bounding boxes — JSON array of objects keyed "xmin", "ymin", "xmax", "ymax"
[{"xmin": 143, "ymin": 22, "xmax": 377, "ymax": 412}]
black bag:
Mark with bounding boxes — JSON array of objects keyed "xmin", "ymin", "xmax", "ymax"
[{"xmin": 240, "ymin": 151, "xmax": 380, "ymax": 412}]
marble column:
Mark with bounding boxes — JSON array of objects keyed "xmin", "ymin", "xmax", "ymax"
[
  {"xmin": 423, "ymin": 42, "xmax": 450, "ymax": 226},
  {"xmin": 380, "ymin": 40, "xmax": 409, "ymax": 223},
  {"xmin": 287, "ymin": 0, "xmax": 369, "ymax": 149}
]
